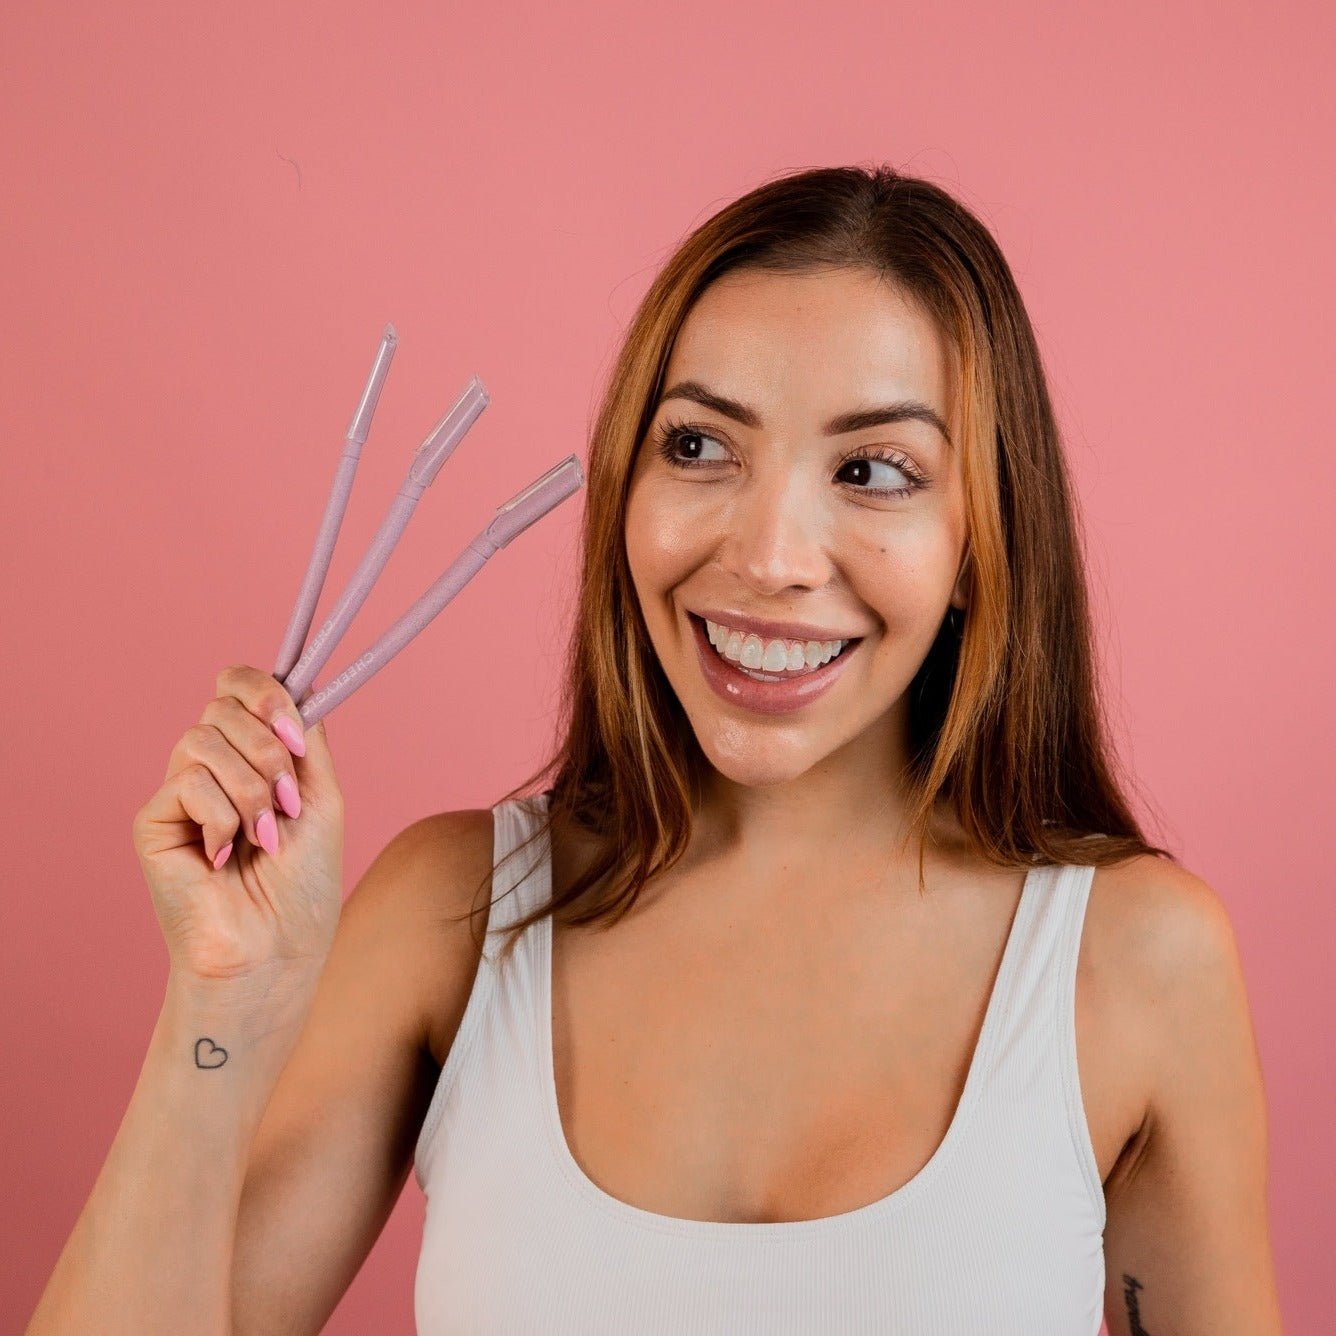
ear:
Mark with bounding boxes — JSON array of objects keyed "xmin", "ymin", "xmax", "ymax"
[{"xmin": 950, "ymin": 544, "xmax": 971, "ymax": 612}]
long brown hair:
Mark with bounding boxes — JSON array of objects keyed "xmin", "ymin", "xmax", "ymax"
[{"xmin": 464, "ymin": 163, "xmax": 1175, "ymax": 960}]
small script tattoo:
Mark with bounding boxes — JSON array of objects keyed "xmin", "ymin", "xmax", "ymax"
[
  {"xmin": 194, "ymin": 1037, "xmax": 229, "ymax": 1069},
  {"xmin": 1122, "ymin": 1272, "xmax": 1152, "ymax": 1334}
]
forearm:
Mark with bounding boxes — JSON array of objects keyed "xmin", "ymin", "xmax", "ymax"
[{"xmin": 28, "ymin": 969, "xmax": 319, "ymax": 1336}]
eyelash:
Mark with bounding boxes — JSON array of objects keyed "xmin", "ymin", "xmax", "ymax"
[{"xmin": 649, "ymin": 416, "xmax": 929, "ymax": 500}]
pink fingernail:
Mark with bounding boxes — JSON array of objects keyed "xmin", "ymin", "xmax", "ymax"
[
  {"xmin": 212, "ymin": 841, "xmax": 233, "ymax": 870},
  {"xmin": 272, "ymin": 715, "xmax": 307, "ymax": 757},
  {"xmin": 275, "ymin": 772, "xmax": 301, "ymax": 819},
  {"xmin": 255, "ymin": 809, "xmax": 279, "ymax": 856}
]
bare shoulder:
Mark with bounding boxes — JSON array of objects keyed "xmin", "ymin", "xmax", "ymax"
[
  {"xmin": 1083, "ymin": 851, "xmax": 1258, "ymax": 1169},
  {"xmin": 1086, "ymin": 854, "xmax": 1281, "ymax": 1328},
  {"xmin": 361, "ymin": 808, "xmax": 497, "ymax": 1066},
  {"xmin": 385, "ymin": 807, "xmax": 496, "ymax": 908},
  {"xmin": 1086, "ymin": 851, "xmax": 1245, "ymax": 1004}
]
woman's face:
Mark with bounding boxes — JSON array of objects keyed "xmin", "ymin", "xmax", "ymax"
[{"xmin": 624, "ymin": 265, "xmax": 969, "ymax": 790}]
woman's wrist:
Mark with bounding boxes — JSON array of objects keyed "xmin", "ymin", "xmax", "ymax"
[{"xmin": 164, "ymin": 958, "xmax": 324, "ymax": 1028}]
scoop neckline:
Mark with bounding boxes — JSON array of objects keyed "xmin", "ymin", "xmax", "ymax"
[{"xmin": 527, "ymin": 791, "xmax": 1044, "ymax": 1240}]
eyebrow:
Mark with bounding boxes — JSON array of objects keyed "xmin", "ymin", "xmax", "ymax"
[{"xmin": 656, "ymin": 379, "xmax": 952, "ymax": 447}]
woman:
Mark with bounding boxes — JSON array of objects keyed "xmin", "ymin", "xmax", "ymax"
[{"xmin": 31, "ymin": 166, "xmax": 1282, "ymax": 1334}]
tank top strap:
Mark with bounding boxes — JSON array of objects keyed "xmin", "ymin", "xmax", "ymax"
[
  {"xmin": 479, "ymin": 788, "xmax": 555, "ymax": 966},
  {"xmin": 981, "ymin": 856, "xmax": 1106, "ymax": 1225},
  {"xmin": 412, "ymin": 790, "xmax": 554, "ymax": 1193},
  {"xmin": 985, "ymin": 860, "xmax": 1095, "ymax": 1067}
]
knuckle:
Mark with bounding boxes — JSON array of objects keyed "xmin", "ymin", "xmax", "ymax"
[
  {"xmin": 202, "ymin": 696, "xmax": 247, "ymax": 734},
  {"xmin": 198, "ymin": 696, "xmax": 227, "ymax": 726},
  {"xmin": 179, "ymin": 761, "xmax": 213, "ymax": 793},
  {"xmin": 184, "ymin": 722, "xmax": 223, "ymax": 753},
  {"xmin": 256, "ymin": 734, "xmax": 291, "ymax": 775},
  {"xmin": 215, "ymin": 665, "xmax": 295, "ymax": 727},
  {"xmin": 243, "ymin": 774, "xmax": 273, "ymax": 812},
  {"xmin": 256, "ymin": 683, "xmax": 297, "ymax": 725}
]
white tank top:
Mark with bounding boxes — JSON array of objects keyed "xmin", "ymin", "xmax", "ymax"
[{"xmin": 414, "ymin": 790, "xmax": 1107, "ymax": 1333}]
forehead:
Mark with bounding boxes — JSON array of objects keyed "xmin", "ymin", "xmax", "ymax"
[{"xmin": 662, "ymin": 267, "xmax": 952, "ymax": 424}]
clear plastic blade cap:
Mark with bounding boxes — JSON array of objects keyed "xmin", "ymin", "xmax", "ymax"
[
  {"xmin": 345, "ymin": 323, "xmax": 399, "ymax": 444},
  {"xmin": 483, "ymin": 454, "xmax": 585, "ymax": 549},
  {"xmin": 407, "ymin": 375, "xmax": 490, "ymax": 489}
]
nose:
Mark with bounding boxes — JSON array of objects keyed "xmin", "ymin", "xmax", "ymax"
[{"xmin": 718, "ymin": 470, "xmax": 832, "ymax": 596}]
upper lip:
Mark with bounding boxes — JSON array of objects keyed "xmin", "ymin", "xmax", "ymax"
[{"xmin": 688, "ymin": 606, "xmax": 867, "ymax": 644}]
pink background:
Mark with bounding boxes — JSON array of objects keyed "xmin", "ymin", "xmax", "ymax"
[{"xmin": 3, "ymin": 2, "xmax": 1331, "ymax": 1330}]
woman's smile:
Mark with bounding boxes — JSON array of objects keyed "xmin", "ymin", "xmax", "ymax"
[{"xmin": 685, "ymin": 609, "xmax": 867, "ymax": 716}]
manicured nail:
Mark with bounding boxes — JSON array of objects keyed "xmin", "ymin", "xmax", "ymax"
[
  {"xmin": 275, "ymin": 772, "xmax": 301, "ymax": 819},
  {"xmin": 212, "ymin": 841, "xmax": 233, "ymax": 870},
  {"xmin": 271, "ymin": 714, "xmax": 306, "ymax": 757},
  {"xmin": 255, "ymin": 809, "xmax": 279, "ymax": 856}
]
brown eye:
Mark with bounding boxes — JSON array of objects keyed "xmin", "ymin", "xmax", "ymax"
[
  {"xmin": 653, "ymin": 422, "xmax": 730, "ymax": 469},
  {"xmin": 838, "ymin": 449, "xmax": 927, "ymax": 499}
]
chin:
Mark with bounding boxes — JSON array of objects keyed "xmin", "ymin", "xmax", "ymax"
[{"xmin": 689, "ymin": 727, "xmax": 828, "ymax": 789}]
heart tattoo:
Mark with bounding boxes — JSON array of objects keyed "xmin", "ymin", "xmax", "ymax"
[{"xmin": 194, "ymin": 1037, "xmax": 229, "ymax": 1069}]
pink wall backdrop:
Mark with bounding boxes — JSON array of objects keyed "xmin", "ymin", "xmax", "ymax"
[{"xmin": 3, "ymin": 2, "xmax": 1331, "ymax": 1330}]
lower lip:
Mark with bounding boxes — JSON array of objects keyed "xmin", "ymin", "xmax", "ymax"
[{"xmin": 688, "ymin": 614, "xmax": 862, "ymax": 716}]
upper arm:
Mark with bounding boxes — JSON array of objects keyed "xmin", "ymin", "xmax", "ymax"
[
  {"xmin": 1101, "ymin": 864, "xmax": 1284, "ymax": 1335},
  {"xmin": 229, "ymin": 808, "xmax": 494, "ymax": 1336}
]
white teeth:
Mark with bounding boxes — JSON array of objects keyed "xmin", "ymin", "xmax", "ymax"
[{"xmin": 703, "ymin": 618, "xmax": 849, "ymax": 675}]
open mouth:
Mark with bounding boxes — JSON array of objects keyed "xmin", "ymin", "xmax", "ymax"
[
  {"xmin": 692, "ymin": 614, "xmax": 858, "ymax": 679},
  {"xmin": 686, "ymin": 612, "xmax": 865, "ymax": 714}
]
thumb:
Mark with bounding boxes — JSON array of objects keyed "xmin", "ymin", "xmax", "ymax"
[
  {"xmin": 292, "ymin": 714, "xmax": 341, "ymax": 808},
  {"xmin": 280, "ymin": 691, "xmax": 340, "ymax": 805}
]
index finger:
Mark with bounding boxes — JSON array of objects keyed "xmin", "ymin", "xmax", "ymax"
[{"xmin": 214, "ymin": 664, "xmax": 307, "ymax": 757}]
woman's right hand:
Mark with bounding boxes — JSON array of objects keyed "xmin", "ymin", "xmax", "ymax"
[{"xmin": 132, "ymin": 665, "xmax": 346, "ymax": 993}]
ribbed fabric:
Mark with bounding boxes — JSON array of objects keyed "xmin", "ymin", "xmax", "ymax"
[{"xmin": 414, "ymin": 791, "xmax": 1107, "ymax": 1334}]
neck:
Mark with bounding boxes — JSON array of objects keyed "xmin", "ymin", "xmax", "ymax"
[{"xmin": 688, "ymin": 719, "xmax": 955, "ymax": 878}]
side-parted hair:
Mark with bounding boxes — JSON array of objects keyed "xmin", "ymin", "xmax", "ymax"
[{"xmin": 464, "ymin": 163, "xmax": 1174, "ymax": 961}]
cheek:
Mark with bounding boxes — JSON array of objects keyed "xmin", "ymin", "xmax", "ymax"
[
  {"xmin": 856, "ymin": 522, "xmax": 962, "ymax": 625},
  {"xmin": 624, "ymin": 478, "xmax": 713, "ymax": 589}
]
